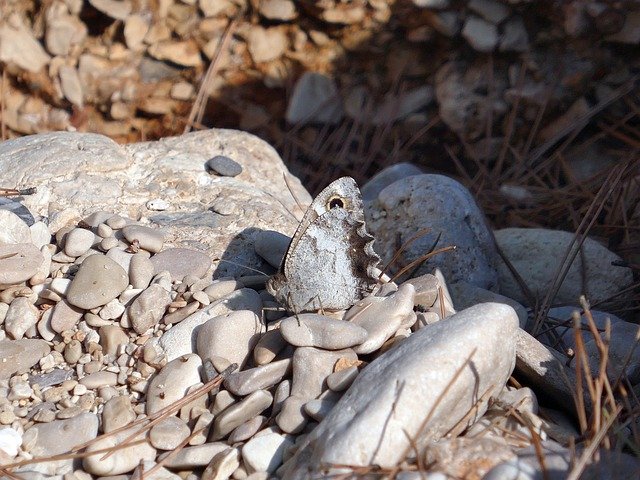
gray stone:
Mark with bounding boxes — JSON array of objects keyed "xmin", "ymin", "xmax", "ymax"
[
  {"xmin": 102, "ymin": 396, "xmax": 136, "ymax": 433},
  {"xmin": 201, "ymin": 447, "xmax": 241, "ymax": 480},
  {"xmin": 224, "ymin": 359, "xmax": 292, "ymax": 396},
  {"xmin": 129, "ymin": 253, "xmax": 155, "ymax": 289},
  {"xmin": 211, "ymin": 390, "xmax": 273, "ymax": 440},
  {"xmin": 366, "ymin": 174, "xmax": 499, "ymax": 290},
  {"xmin": 122, "ymin": 225, "xmax": 165, "ymax": 253},
  {"xmin": 291, "ymin": 347, "xmax": 358, "ymax": 401},
  {"xmin": 275, "ymin": 395, "xmax": 307, "ymax": 434},
  {"xmin": 29, "ymin": 412, "xmax": 99, "ymax": 456},
  {"xmin": 157, "ymin": 443, "xmax": 230, "ymax": 469},
  {"xmin": 0, "ymin": 339, "xmax": 51, "ymax": 379},
  {"xmin": 361, "ymin": 163, "xmax": 423, "ymax": 202},
  {"xmin": 494, "ymin": 228, "xmax": 633, "ymax": 305},
  {"xmin": 99, "ymin": 325, "xmax": 129, "ymax": 355},
  {"xmin": 228, "ymin": 415, "xmax": 266, "ymax": 443},
  {"xmin": 80, "ymin": 371, "xmax": 118, "ymax": 388},
  {"xmin": 326, "ymin": 366, "xmax": 358, "ymax": 392},
  {"xmin": 0, "ymin": 210, "xmax": 31, "ymax": 244},
  {"xmin": 159, "ymin": 288, "xmax": 263, "ymax": 361},
  {"xmin": 206, "ymin": 155, "xmax": 243, "ymax": 177},
  {"xmin": 462, "ymin": 16, "xmax": 498, "ymax": 52},
  {"xmin": 253, "ymin": 328, "xmax": 288, "ymax": 365},
  {"xmin": 129, "ymin": 284, "xmax": 172, "ymax": 334},
  {"xmin": 254, "ymin": 230, "xmax": 290, "ymax": 269},
  {"xmin": 196, "ymin": 310, "xmax": 265, "ymax": 369},
  {"xmin": 280, "ymin": 314, "xmax": 368, "ymax": 350},
  {"xmin": 50, "ymin": 299, "xmax": 84, "ymax": 333},
  {"xmin": 4, "ymin": 297, "xmax": 39, "ymax": 339},
  {"xmin": 84, "ymin": 425, "xmax": 156, "ymax": 475},
  {"xmin": 64, "ymin": 227, "xmax": 96, "ymax": 257},
  {"xmin": 282, "ymin": 303, "xmax": 518, "ymax": 477},
  {"xmin": 66, "ymin": 254, "xmax": 129, "ymax": 309},
  {"xmin": 0, "ymin": 243, "xmax": 44, "ymax": 284},
  {"xmin": 146, "ymin": 354, "xmax": 202, "ymax": 415},
  {"xmin": 285, "ymin": 72, "xmax": 343, "ymax": 125},
  {"xmin": 0, "ymin": 198, "xmax": 35, "ymax": 226},
  {"xmin": 150, "ymin": 248, "xmax": 212, "ymax": 280},
  {"xmin": 149, "ymin": 416, "xmax": 190, "ymax": 450},
  {"xmin": 344, "ymin": 283, "xmax": 416, "ymax": 354},
  {"xmin": 243, "ymin": 432, "xmax": 294, "ymax": 474}
]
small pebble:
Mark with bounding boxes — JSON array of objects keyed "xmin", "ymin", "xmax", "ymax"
[{"xmin": 206, "ymin": 155, "xmax": 243, "ymax": 177}]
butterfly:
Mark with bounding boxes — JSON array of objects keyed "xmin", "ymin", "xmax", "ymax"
[{"xmin": 266, "ymin": 177, "xmax": 380, "ymax": 313}]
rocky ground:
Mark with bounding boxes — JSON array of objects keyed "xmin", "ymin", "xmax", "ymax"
[{"xmin": 0, "ymin": 129, "xmax": 638, "ymax": 479}]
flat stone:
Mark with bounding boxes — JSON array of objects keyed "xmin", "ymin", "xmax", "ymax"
[
  {"xmin": 449, "ymin": 281, "xmax": 529, "ymax": 328},
  {"xmin": 206, "ymin": 155, "xmax": 243, "ymax": 177},
  {"xmin": 228, "ymin": 415, "xmax": 266, "ymax": 443},
  {"xmin": 254, "ymin": 230, "xmax": 290, "ymax": 269},
  {"xmin": 246, "ymin": 26, "xmax": 288, "ymax": 63},
  {"xmin": 102, "ymin": 395, "xmax": 136, "ymax": 433},
  {"xmin": 495, "ymin": 228, "xmax": 633, "ymax": 306},
  {"xmin": 132, "ymin": 461, "xmax": 182, "ymax": 480},
  {"xmin": 159, "ymin": 288, "xmax": 262, "ymax": 361},
  {"xmin": 149, "ymin": 416, "xmax": 191, "ymax": 450},
  {"xmin": 67, "ymin": 254, "xmax": 129, "ymax": 309},
  {"xmin": 211, "ymin": 390, "xmax": 273, "ymax": 440},
  {"xmin": 84, "ymin": 425, "xmax": 156, "ymax": 475},
  {"xmin": 326, "ymin": 366, "xmax": 359, "ymax": 392},
  {"xmin": 360, "ymin": 163, "xmax": 423, "ymax": 202},
  {"xmin": 0, "ymin": 339, "xmax": 50, "ymax": 379},
  {"xmin": 290, "ymin": 347, "xmax": 358, "ymax": 402},
  {"xmin": 50, "ymin": 299, "xmax": 84, "ymax": 333},
  {"xmin": 344, "ymin": 283, "xmax": 416, "ymax": 354},
  {"xmin": 122, "ymin": 225, "xmax": 165, "ymax": 253},
  {"xmin": 285, "ymin": 72, "xmax": 343, "ymax": 125},
  {"xmin": 4, "ymin": 297, "xmax": 39, "ymax": 339},
  {"xmin": 259, "ymin": 0, "xmax": 297, "ymax": 21},
  {"xmin": 224, "ymin": 359, "xmax": 292, "ymax": 396},
  {"xmin": 0, "ymin": 16, "xmax": 50, "ymax": 73},
  {"xmin": 282, "ymin": 303, "xmax": 518, "ymax": 477},
  {"xmin": 64, "ymin": 227, "xmax": 96, "ymax": 257},
  {"xmin": 402, "ymin": 274, "xmax": 439, "ymax": 309},
  {"xmin": 0, "ymin": 243, "xmax": 44, "ymax": 284},
  {"xmin": 280, "ymin": 314, "xmax": 368, "ymax": 350},
  {"xmin": 129, "ymin": 253, "xmax": 155, "ymax": 289},
  {"xmin": 29, "ymin": 412, "xmax": 99, "ymax": 456},
  {"xmin": 253, "ymin": 328, "xmax": 288, "ymax": 365},
  {"xmin": 367, "ymin": 174, "xmax": 499, "ymax": 290},
  {"xmin": 462, "ymin": 16, "xmax": 498, "ymax": 52},
  {"xmin": 156, "ymin": 443, "xmax": 229, "ymax": 469},
  {"xmin": 202, "ymin": 447, "xmax": 241, "ymax": 480},
  {"xmin": 29, "ymin": 368, "xmax": 74, "ymax": 388},
  {"xmin": 196, "ymin": 309, "xmax": 265, "ymax": 369},
  {"xmin": 129, "ymin": 284, "xmax": 172, "ymax": 334},
  {"xmin": 243, "ymin": 432, "xmax": 294, "ymax": 474},
  {"xmin": 150, "ymin": 248, "xmax": 212, "ymax": 281},
  {"xmin": 146, "ymin": 354, "xmax": 202, "ymax": 415},
  {"xmin": 99, "ymin": 325, "xmax": 129, "ymax": 355},
  {"xmin": 275, "ymin": 395, "xmax": 307, "ymax": 434},
  {"xmin": 80, "ymin": 371, "xmax": 118, "ymax": 388}
]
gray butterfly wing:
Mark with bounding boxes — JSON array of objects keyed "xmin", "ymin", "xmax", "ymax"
[{"xmin": 267, "ymin": 177, "xmax": 379, "ymax": 312}]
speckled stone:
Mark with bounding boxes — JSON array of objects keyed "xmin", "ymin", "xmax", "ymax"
[
  {"xmin": 66, "ymin": 254, "xmax": 129, "ymax": 309},
  {"xmin": 206, "ymin": 155, "xmax": 243, "ymax": 177}
]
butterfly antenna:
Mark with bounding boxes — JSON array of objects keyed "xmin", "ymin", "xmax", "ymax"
[
  {"xmin": 389, "ymin": 245, "xmax": 457, "ymax": 284},
  {"xmin": 212, "ymin": 258, "xmax": 270, "ymax": 276},
  {"xmin": 379, "ymin": 228, "xmax": 432, "ymax": 280}
]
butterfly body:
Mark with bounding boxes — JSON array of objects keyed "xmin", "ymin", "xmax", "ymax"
[{"xmin": 266, "ymin": 177, "xmax": 379, "ymax": 313}]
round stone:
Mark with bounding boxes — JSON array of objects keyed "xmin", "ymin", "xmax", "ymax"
[
  {"xmin": 0, "ymin": 243, "xmax": 44, "ymax": 284},
  {"xmin": 0, "ymin": 210, "xmax": 31, "ymax": 244},
  {"xmin": 279, "ymin": 314, "xmax": 368, "ymax": 350},
  {"xmin": 150, "ymin": 248, "xmax": 212, "ymax": 281},
  {"xmin": 149, "ymin": 416, "xmax": 190, "ymax": 450},
  {"xmin": 64, "ymin": 227, "xmax": 97, "ymax": 257},
  {"xmin": 206, "ymin": 155, "xmax": 243, "ymax": 177},
  {"xmin": 121, "ymin": 225, "xmax": 165, "ymax": 253},
  {"xmin": 66, "ymin": 254, "xmax": 129, "ymax": 309}
]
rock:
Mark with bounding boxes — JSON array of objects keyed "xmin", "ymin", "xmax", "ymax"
[
  {"xmin": 159, "ymin": 288, "xmax": 263, "ymax": 361},
  {"xmin": 196, "ymin": 309, "xmax": 265, "ymax": 369},
  {"xmin": 326, "ymin": 366, "xmax": 359, "ymax": 392},
  {"xmin": 158, "ymin": 443, "xmax": 230, "ymax": 469},
  {"xmin": 254, "ymin": 230, "xmax": 290, "ymax": 269},
  {"xmin": 494, "ymin": 228, "xmax": 633, "ymax": 305},
  {"xmin": 285, "ymin": 72, "xmax": 343, "ymax": 125},
  {"xmin": 148, "ymin": 40, "xmax": 203, "ymax": 67},
  {"xmin": 50, "ymin": 299, "xmax": 84, "ymax": 333},
  {"xmin": 468, "ymin": 0, "xmax": 510, "ymax": 24},
  {"xmin": 282, "ymin": 303, "xmax": 518, "ymax": 476},
  {"xmin": 88, "ymin": 0, "xmax": 132, "ymax": 20},
  {"xmin": 124, "ymin": 14, "xmax": 150, "ymax": 51},
  {"xmin": 150, "ymin": 248, "xmax": 212, "ymax": 280},
  {"xmin": 84, "ymin": 425, "xmax": 156, "ymax": 475},
  {"xmin": 206, "ymin": 155, "xmax": 243, "ymax": 177},
  {"xmin": 246, "ymin": 26, "xmax": 288, "ymax": 63},
  {"xmin": 366, "ymin": 174, "xmax": 499, "ymax": 290},
  {"xmin": 500, "ymin": 16, "xmax": 529, "ymax": 52},
  {"xmin": 122, "ymin": 225, "xmax": 165, "ymax": 253},
  {"xmin": 276, "ymin": 395, "xmax": 307, "ymax": 434},
  {"xmin": 344, "ymin": 284, "xmax": 416, "ymax": 354},
  {"xmin": 99, "ymin": 325, "xmax": 129, "ymax": 355},
  {"xmin": 0, "ymin": 243, "xmax": 44, "ymax": 285},
  {"xmin": 80, "ymin": 371, "xmax": 118, "ymax": 388},
  {"xmin": 243, "ymin": 432, "xmax": 294, "ymax": 474},
  {"xmin": 0, "ymin": 130, "xmax": 308, "ymax": 283},
  {"xmin": 0, "ymin": 427, "xmax": 21, "ymax": 457},
  {"xmin": 149, "ymin": 416, "xmax": 191, "ymax": 450},
  {"xmin": 59, "ymin": 66, "xmax": 84, "ymax": 107},
  {"xmin": 146, "ymin": 354, "xmax": 202, "ymax": 415},
  {"xmin": 606, "ymin": 11, "xmax": 640, "ymax": 44},
  {"xmin": 0, "ymin": 210, "xmax": 31, "ymax": 244},
  {"xmin": 259, "ymin": 0, "xmax": 297, "ymax": 20},
  {"xmin": 4, "ymin": 297, "xmax": 39, "ymax": 340},
  {"xmin": 253, "ymin": 328, "xmax": 288, "ymax": 365},
  {"xmin": 0, "ymin": 14, "xmax": 51, "ymax": 73},
  {"xmin": 202, "ymin": 447, "xmax": 241, "ymax": 480},
  {"xmin": 360, "ymin": 163, "xmax": 423, "ymax": 202},
  {"xmin": 0, "ymin": 339, "xmax": 50, "ymax": 379},
  {"xmin": 373, "ymin": 86, "xmax": 434, "ymax": 124},
  {"xmin": 102, "ymin": 396, "xmax": 136, "ymax": 433},
  {"xmin": 0, "ymin": 198, "xmax": 35, "ymax": 226},
  {"xmin": 29, "ymin": 412, "xmax": 99, "ymax": 456},
  {"xmin": 129, "ymin": 284, "xmax": 172, "ymax": 334},
  {"xmin": 228, "ymin": 415, "xmax": 266, "ymax": 443},
  {"xmin": 462, "ymin": 16, "xmax": 498, "ymax": 52},
  {"xmin": 449, "ymin": 281, "xmax": 529, "ymax": 328},
  {"xmin": 132, "ymin": 461, "xmax": 182, "ymax": 480},
  {"xmin": 291, "ymin": 347, "xmax": 358, "ymax": 401},
  {"xmin": 224, "ymin": 359, "xmax": 292, "ymax": 396},
  {"xmin": 211, "ymin": 390, "xmax": 273, "ymax": 440},
  {"xmin": 66, "ymin": 254, "xmax": 129, "ymax": 309},
  {"xmin": 279, "ymin": 314, "xmax": 368, "ymax": 350}
]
